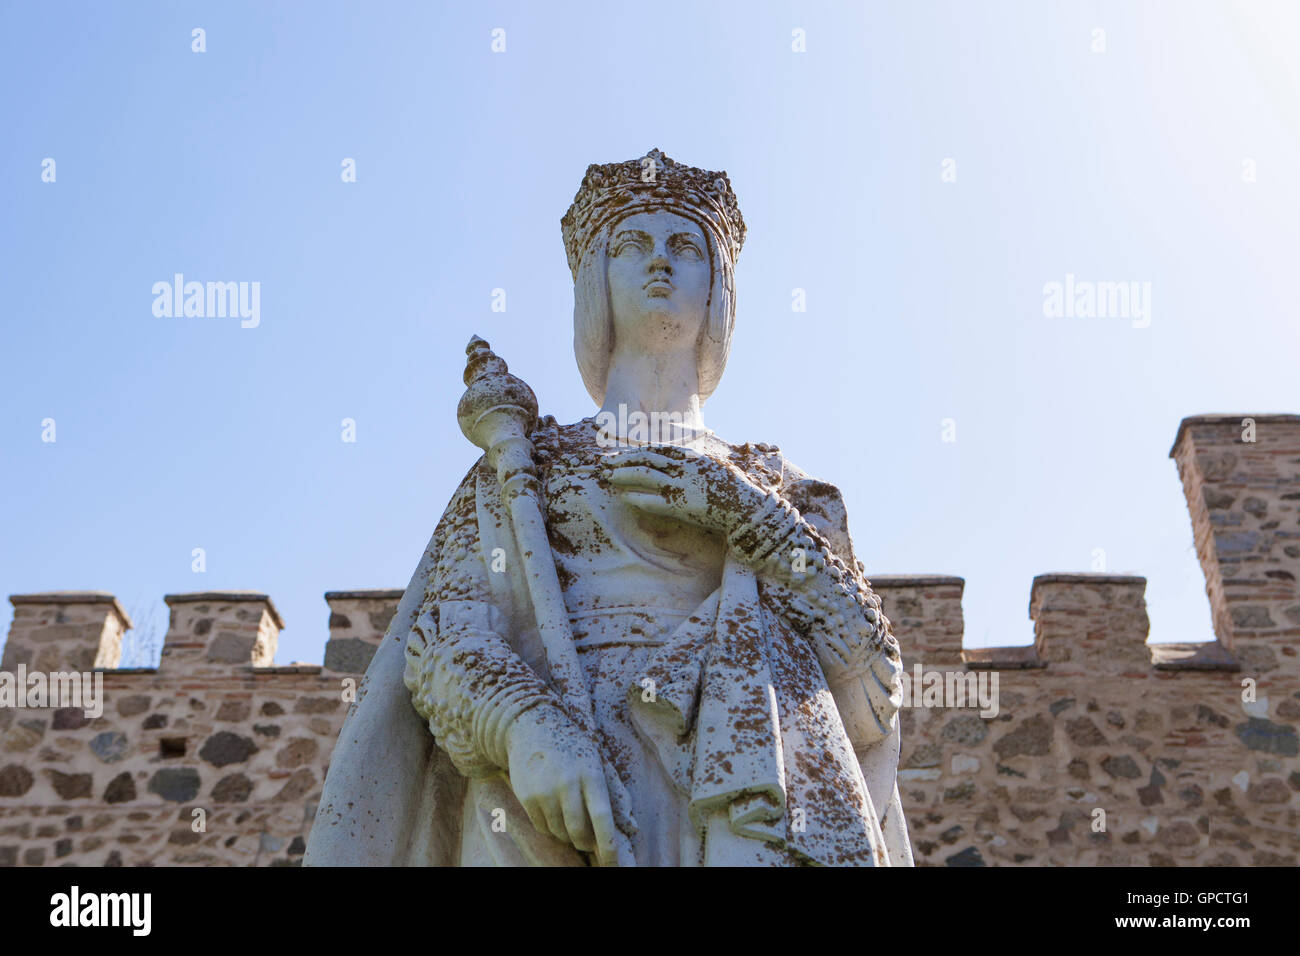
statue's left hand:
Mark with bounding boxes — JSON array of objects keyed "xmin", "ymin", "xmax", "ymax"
[{"xmin": 599, "ymin": 445, "xmax": 767, "ymax": 534}]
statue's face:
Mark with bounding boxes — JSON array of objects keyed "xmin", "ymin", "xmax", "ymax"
[{"xmin": 605, "ymin": 209, "xmax": 711, "ymax": 351}]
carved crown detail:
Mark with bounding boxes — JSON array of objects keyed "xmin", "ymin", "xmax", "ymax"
[{"xmin": 560, "ymin": 148, "xmax": 746, "ymax": 279}]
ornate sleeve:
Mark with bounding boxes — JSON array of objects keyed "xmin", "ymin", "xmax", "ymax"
[
  {"xmin": 729, "ymin": 463, "xmax": 903, "ymax": 747},
  {"xmin": 402, "ymin": 463, "xmax": 564, "ymax": 778}
]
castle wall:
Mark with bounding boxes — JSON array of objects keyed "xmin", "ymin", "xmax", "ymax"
[
  {"xmin": 0, "ymin": 592, "xmax": 388, "ymax": 866},
  {"xmin": 1, "ymin": 415, "xmax": 1296, "ymax": 866},
  {"xmin": 888, "ymin": 575, "xmax": 1298, "ymax": 866},
  {"xmin": 886, "ymin": 415, "xmax": 1300, "ymax": 865}
]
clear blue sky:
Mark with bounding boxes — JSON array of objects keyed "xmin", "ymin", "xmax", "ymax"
[{"xmin": 2, "ymin": 1, "xmax": 1298, "ymax": 666}]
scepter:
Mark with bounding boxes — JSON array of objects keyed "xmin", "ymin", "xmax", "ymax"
[{"xmin": 456, "ymin": 335, "xmax": 637, "ymax": 867}]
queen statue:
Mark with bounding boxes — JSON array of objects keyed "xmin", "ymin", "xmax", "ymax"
[{"xmin": 304, "ymin": 149, "xmax": 913, "ymax": 867}]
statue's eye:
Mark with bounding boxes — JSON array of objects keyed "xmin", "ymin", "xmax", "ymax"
[
  {"xmin": 672, "ymin": 238, "xmax": 703, "ymax": 260},
  {"xmin": 614, "ymin": 237, "xmax": 645, "ymax": 256}
]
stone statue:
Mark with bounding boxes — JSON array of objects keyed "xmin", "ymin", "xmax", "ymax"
[{"xmin": 304, "ymin": 149, "xmax": 912, "ymax": 867}]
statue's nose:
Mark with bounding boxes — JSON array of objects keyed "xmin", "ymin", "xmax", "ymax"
[{"xmin": 648, "ymin": 250, "xmax": 672, "ymax": 274}]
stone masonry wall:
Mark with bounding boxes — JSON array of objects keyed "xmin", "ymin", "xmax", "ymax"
[
  {"xmin": 888, "ymin": 415, "xmax": 1300, "ymax": 866},
  {"xmin": 0, "ymin": 592, "xmax": 393, "ymax": 866},
  {"xmin": 891, "ymin": 575, "xmax": 1298, "ymax": 866},
  {"xmin": 0, "ymin": 414, "xmax": 1296, "ymax": 866}
]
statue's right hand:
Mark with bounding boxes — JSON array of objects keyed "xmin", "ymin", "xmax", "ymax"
[{"xmin": 505, "ymin": 704, "xmax": 622, "ymax": 866}]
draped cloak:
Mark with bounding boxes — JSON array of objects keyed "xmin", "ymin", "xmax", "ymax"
[{"xmin": 304, "ymin": 420, "xmax": 912, "ymax": 867}]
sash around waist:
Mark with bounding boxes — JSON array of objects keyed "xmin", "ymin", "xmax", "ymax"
[{"xmin": 567, "ymin": 604, "xmax": 696, "ymax": 649}]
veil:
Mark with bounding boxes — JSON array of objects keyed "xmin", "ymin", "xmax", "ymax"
[{"xmin": 303, "ymin": 491, "xmax": 466, "ymax": 865}]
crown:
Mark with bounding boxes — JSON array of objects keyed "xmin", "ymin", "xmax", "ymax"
[{"xmin": 560, "ymin": 148, "xmax": 746, "ymax": 279}]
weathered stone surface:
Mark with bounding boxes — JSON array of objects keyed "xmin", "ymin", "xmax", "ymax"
[
  {"xmin": 207, "ymin": 632, "xmax": 256, "ymax": 663},
  {"xmin": 941, "ymin": 715, "xmax": 988, "ymax": 746},
  {"xmin": 211, "ymin": 774, "xmax": 254, "ymax": 803},
  {"xmin": 3, "ymin": 724, "xmax": 42, "ymax": 752},
  {"xmin": 51, "ymin": 708, "xmax": 89, "ymax": 731},
  {"xmin": 199, "ymin": 732, "xmax": 258, "ymax": 767},
  {"xmin": 1065, "ymin": 717, "xmax": 1108, "ymax": 747},
  {"xmin": 1196, "ymin": 704, "xmax": 1229, "ymax": 728},
  {"xmin": 46, "ymin": 771, "xmax": 92, "ymax": 800},
  {"xmin": 147, "ymin": 768, "xmax": 200, "ymax": 802},
  {"xmin": 275, "ymin": 738, "xmax": 319, "ymax": 769},
  {"xmin": 993, "ymin": 715, "xmax": 1052, "ymax": 759},
  {"xmin": 1204, "ymin": 488, "xmax": 1235, "ymax": 510},
  {"xmin": 1242, "ymin": 496, "xmax": 1268, "ymax": 517},
  {"xmin": 89, "ymin": 732, "xmax": 128, "ymax": 764},
  {"xmin": 273, "ymin": 769, "xmax": 316, "ymax": 803},
  {"xmin": 117, "ymin": 695, "xmax": 151, "ymax": 717},
  {"xmin": 102, "ymin": 773, "xmax": 136, "ymax": 804},
  {"xmin": 1049, "ymin": 697, "xmax": 1076, "ymax": 717},
  {"xmin": 943, "ymin": 781, "xmax": 976, "ymax": 802},
  {"xmin": 216, "ymin": 700, "xmax": 251, "ymax": 722},
  {"xmin": 1246, "ymin": 778, "xmax": 1290, "ymax": 803},
  {"xmin": 293, "ymin": 697, "xmax": 340, "ymax": 715},
  {"xmin": 945, "ymin": 846, "xmax": 985, "ymax": 866},
  {"xmin": 1158, "ymin": 821, "xmax": 1200, "ymax": 848},
  {"xmin": 0, "ymin": 764, "xmax": 34, "ymax": 797},
  {"xmin": 1231, "ymin": 606, "xmax": 1275, "ymax": 628},
  {"xmin": 1235, "ymin": 719, "xmax": 1299, "ymax": 756},
  {"xmin": 904, "ymin": 743, "xmax": 941, "ymax": 768},
  {"xmin": 1100, "ymin": 755, "xmax": 1141, "ymax": 779},
  {"xmin": 322, "ymin": 637, "xmax": 376, "ymax": 674}
]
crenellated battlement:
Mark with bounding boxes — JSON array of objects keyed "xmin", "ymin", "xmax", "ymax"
[
  {"xmin": 0, "ymin": 415, "xmax": 1296, "ymax": 866},
  {"xmin": 1169, "ymin": 414, "xmax": 1300, "ymax": 675},
  {"xmin": 2, "ymin": 592, "xmax": 132, "ymax": 675},
  {"xmin": 0, "ymin": 591, "xmax": 398, "ymax": 866},
  {"xmin": 160, "ymin": 592, "xmax": 284, "ymax": 673}
]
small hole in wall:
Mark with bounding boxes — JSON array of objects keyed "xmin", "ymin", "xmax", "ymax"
[{"xmin": 159, "ymin": 737, "xmax": 187, "ymax": 759}]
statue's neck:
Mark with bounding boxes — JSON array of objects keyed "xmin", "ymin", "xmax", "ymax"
[{"xmin": 599, "ymin": 347, "xmax": 706, "ymax": 435}]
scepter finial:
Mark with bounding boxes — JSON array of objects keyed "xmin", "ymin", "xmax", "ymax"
[
  {"xmin": 463, "ymin": 335, "xmax": 508, "ymax": 385},
  {"xmin": 457, "ymin": 335, "xmax": 539, "ymax": 453}
]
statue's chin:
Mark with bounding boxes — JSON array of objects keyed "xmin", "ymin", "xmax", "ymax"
[{"xmin": 611, "ymin": 308, "xmax": 706, "ymax": 349}]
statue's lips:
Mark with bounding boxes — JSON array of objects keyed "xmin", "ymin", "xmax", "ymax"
[{"xmin": 644, "ymin": 279, "xmax": 674, "ymax": 296}]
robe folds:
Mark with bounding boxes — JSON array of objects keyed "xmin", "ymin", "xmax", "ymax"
[{"xmin": 304, "ymin": 420, "xmax": 912, "ymax": 867}]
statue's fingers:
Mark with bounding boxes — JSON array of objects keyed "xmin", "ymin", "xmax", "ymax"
[
  {"xmin": 538, "ymin": 796, "xmax": 568, "ymax": 844},
  {"xmin": 602, "ymin": 763, "xmax": 638, "ymax": 837},
  {"xmin": 581, "ymin": 775, "xmax": 620, "ymax": 867},
  {"xmin": 610, "ymin": 491, "xmax": 676, "ymax": 517},
  {"xmin": 605, "ymin": 471, "xmax": 685, "ymax": 498},
  {"xmin": 561, "ymin": 782, "xmax": 597, "ymax": 853},
  {"xmin": 634, "ymin": 442, "xmax": 693, "ymax": 460},
  {"xmin": 603, "ymin": 465, "xmax": 665, "ymax": 487},
  {"xmin": 519, "ymin": 797, "xmax": 549, "ymax": 839},
  {"xmin": 603, "ymin": 450, "xmax": 683, "ymax": 474}
]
